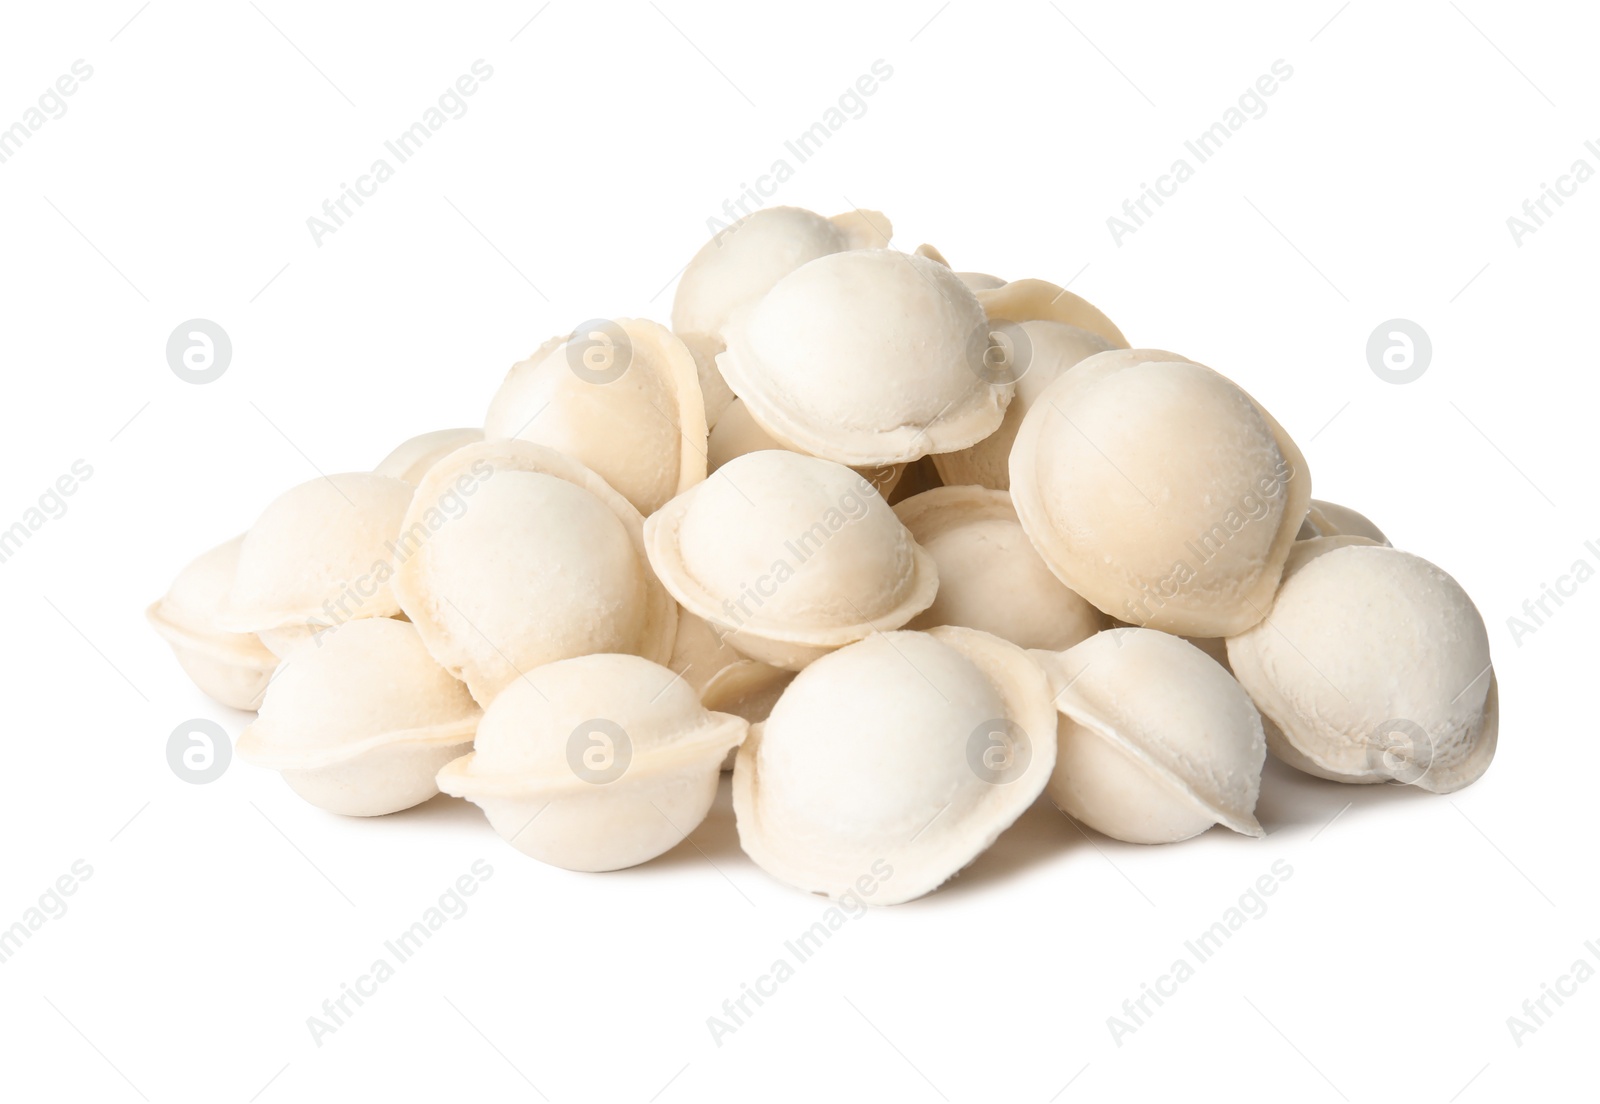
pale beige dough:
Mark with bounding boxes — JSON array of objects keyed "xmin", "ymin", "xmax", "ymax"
[
  {"xmin": 718, "ymin": 249, "xmax": 1012, "ymax": 467},
  {"xmin": 1033, "ymin": 628, "xmax": 1266, "ymax": 843},
  {"xmin": 147, "ymin": 534, "xmax": 278, "ymax": 711},
  {"xmin": 645, "ymin": 450, "xmax": 937, "ymax": 670},
  {"xmin": 733, "ymin": 627, "xmax": 1056, "ymax": 905},
  {"xmin": 238, "ymin": 619, "xmax": 479, "ymax": 816},
  {"xmin": 672, "ymin": 206, "xmax": 892, "ymax": 428},
  {"xmin": 374, "ymin": 428, "xmax": 484, "ymax": 485},
  {"xmin": 1226, "ymin": 539, "xmax": 1496, "ymax": 793},
  {"xmin": 893, "ymin": 486, "xmax": 1105, "ymax": 651},
  {"xmin": 219, "ymin": 473, "xmax": 414, "ymax": 645},
  {"xmin": 1009, "ymin": 351, "xmax": 1310, "ymax": 637},
  {"xmin": 483, "ymin": 319, "xmax": 707, "ymax": 516},
  {"xmin": 437, "ymin": 653, "xmax": 746, "ymax": 871},
  {"xmin": 392, "ymin": 440, "xmax": 675, "ymax": 706}
]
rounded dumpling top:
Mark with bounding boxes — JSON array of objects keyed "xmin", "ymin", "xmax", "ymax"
[
  {"xmin": 220, "ymin": 473, "xmax": 413, "ymax": 634},
  {"xmin": 150, "ymin": 535, "xmax": 267, "ymax": 651},
  {"xmin": 894, "ymin": 486, "xmax": 1104, "ymax": 651},
  {"xmin": 671, "ymin": 205, "xmax": 892, "ymax": 342},
  {"xmin": 482, "ymin": 319, "xmax": 707, "ymax": 516},
  {"xmin": 147, "ymin": 534, "xmax": 279, "ymax": 710},
  {"xmin": 673, "ymin": 207, "xmax": 890, "ymax": 431},
  {"xmin": 1035, "ymin": 628, "xmax": 1266, "ymax": 838},
  {"xmin": 978, "ymin": 277, "xmax": 1130, "ymax": 350},
  {"xmin": 1009, "ymin": 352, "xmax": 1310, "ymax": 637},
  {"xmin": 931, "ymin": 320, "xmax": 1120, "ymax": 490},
  {"xmin": 373, "ymin": 428, "xmax": 484, "ymax": 485},
  {"xmin": 157, "ymin": 536, "xmax": 241, "ymax": 625},
  {"xmin": 733, "ymin": 627, "xmax": 1057, "ymax": 905},
  {"xmin": 644, "ymin": 450, "xmax": 937, "ymax": 649},
  {"xmin": 1299, "ymin": 498, "xmax": 1389, "ymax": 545},
  {"xmin": 238, "ymin": 618, "xmax": 480, "ymax": 771},
  {"xmin": 438, "ymin": 654, "xmax": 746, "ymax": 797},
  {"xmin": 1226, "ymin": 541, "xmax": 1496, "ymax": 793},
  {"xmin": 717, "ymin": 249, "xmax": 1012, "ymax": 466},
  {"xmin": 392, "ymin": 439, "xmax": 675, "ymax": 706}
]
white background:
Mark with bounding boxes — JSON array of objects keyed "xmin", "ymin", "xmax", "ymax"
[{"xmin": 0, "ymin": 1, "xmax": 1593, "ymax": 1101}]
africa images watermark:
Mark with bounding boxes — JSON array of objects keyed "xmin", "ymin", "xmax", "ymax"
[
  {"xmin": 1505, "ymin": 937, "xmax": 1600, "ymax": 1047},
  {"xmin": 1505, "ymin": 139, "xmax": 1600, "ymax": 247},
  {"xmin": 306, "ymin": 60, "xmax": 495, "ymax": 246},
  {"xmin": 1107, "ymin": 59, "xmax": 1294, "ymax": 246},
  {"xmin": 1107, "ymin": 858, "xmax": 1295, "ymax": 1046},
  {"xmin": 306, "ymin": 859, "xmax": 494, "ymax": 1047},
  {"xmin": 704, "ymin": 58, "xmax": 894, "ymax": 240},
  {"xmin": 305, "ymin": 457, "xmax": 495, "ymax": 640},
  {"xmin": 706, "ymin": 858, "xmax": 894, "ymax": 1047},
  {"xmin": 0, "ymin": 459, "xmax": 94, "ymax": 567},
  {"xmin": 1121, "ymin": 454, "xmax": 1298, "ymax": 624},
  {"xmin": 0, "ymin": 859, "xmax": 94, "ymax": 967},
  {"xmin": 0, "ymin": 59, "xmax": 94, "ymax": 167},
  {"xmin": 712, "ymin": 471, "xmax": 879, "ymax": 642},
  {"xmin": 1504, "ymin": 538, "xmax": 1600, "ymax": 647}
]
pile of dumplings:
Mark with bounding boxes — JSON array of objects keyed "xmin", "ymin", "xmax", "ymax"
[{"xmin": 148, "ymin": 205, "xmax": 1498, "ymax": 906}]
